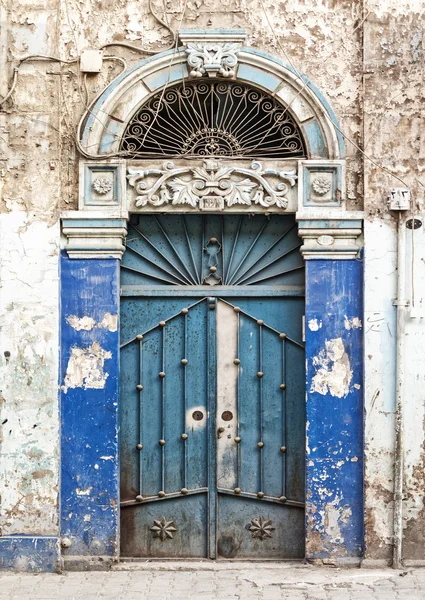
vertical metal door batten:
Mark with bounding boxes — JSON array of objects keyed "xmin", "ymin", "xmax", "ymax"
[
  {"xmin": 207, "ymin": 297, "xmax": 217, "ymax": 558},
  {"xmin": 281, "ymin": 336, "xmax": 287, "ymax": 500}
]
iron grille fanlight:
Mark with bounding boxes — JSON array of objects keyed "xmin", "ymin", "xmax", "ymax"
[{"xmin": 120, "ymin": 81, "xmax": 307, "ymax": 159}]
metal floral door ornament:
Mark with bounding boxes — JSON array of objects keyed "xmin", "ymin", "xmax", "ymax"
[{"xmin": 120, "ymin": 214, "xmax": 305, "ymax": 558}]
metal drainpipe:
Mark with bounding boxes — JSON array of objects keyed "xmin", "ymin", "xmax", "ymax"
[{"xmin": 393, "ymin": 211, "xmax": 408, "ymax": 569}]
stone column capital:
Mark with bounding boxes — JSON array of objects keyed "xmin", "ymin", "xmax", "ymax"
[
  {"xmin": 61, "ymin": 211, "xmax": 128, "ymax": 259},
  {"xmin": 297, "ymin": 212, "xmax": 363, "ymax": 260}
]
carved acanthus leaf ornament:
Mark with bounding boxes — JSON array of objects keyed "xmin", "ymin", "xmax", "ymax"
[
  {"xmin": 185, "ymin": 43, "xmax": 239, "ymax": 78},
  {"xmin": 127, "ymin": 160, "xmax": 297, "ymax": 211}
]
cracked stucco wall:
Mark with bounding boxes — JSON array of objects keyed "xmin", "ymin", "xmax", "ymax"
[
  {"xmin": 0, "ymin": 0, "xmax": 425, "ymax": 561},
  {"xmin": 362, "ymin": 0, "xmax": 425, "ymax": 564},
  {"xmin": 0, "ymin": 213, "xmax": 59, "ymax": 536}
]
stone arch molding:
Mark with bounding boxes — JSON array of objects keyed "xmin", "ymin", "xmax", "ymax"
[
  {"xmin": 81, "ymin": 39, "xmax": 343, "ymax": 160},
  {"xmin": 66, "ymin": 31, "xmax": 362, "ymax": 260}
]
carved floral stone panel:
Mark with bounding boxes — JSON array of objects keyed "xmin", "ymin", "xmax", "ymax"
[{"xmin": 127, "ymin": 159, "xmax": 297, "ymax": 213}]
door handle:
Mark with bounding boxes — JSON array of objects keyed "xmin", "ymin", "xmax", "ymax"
[{"xmin": 217, "ymin": 427, "xmax": 225, "ymax": 439}]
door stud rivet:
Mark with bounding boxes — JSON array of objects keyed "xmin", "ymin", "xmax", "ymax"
[
  {"xmin": 159, "ymin": 321, "xmax": 166, "ymax": 327},
  {"xmin": 181, "ymin": 433, "xmax": 188, "ymax": 440},
  {"xmin": 136, "ymin": 495, "xmax": 143, "ymax": 502},
  {"xmin": 158, "ymin": 491, "xmax": 165, "ymax": 498},
  {"xmin": 233, "ymin": 358, "xmax": 240, "ymax": 365},
  {"xmin": 280, "ymin": 446, "xmax": 287, "ymax": 453},
  {"xmin": 256, "ymin": 319, "xmax": 264, "ymax": 325},
  {"xmin": 235, "ymin": 436, "xmax": 241, "ymax": 443},
  {"xmin": 257, "ymin": 371, "xmax": 264, "ymax": 378},
  {"xmin": 181, "ymin": 488, "xmax": 188, "ymax": 494},
  {"xmin": 159, "ymin": 372, "xmax": 166, "ymax": 378},
  {"xmin": 233, "ymin": 306, "xmax": 241, "ymax": 313},
  {"xmin": 136, "ymin": 443, "xmax": 143, "ymax": 450},
  {"xmin": 159, "ymin": 439, "xmax": 166, "ymax": 446},
  {"xmin": 257, "ymin": 491, "xmax": 264, "ymax": 499},
  {"xmin": 279, "ymin": 333, "xmax": 287, "ymax": 339},
  {"xmin": 280, "ymin": 384, "xmax": 286, "ymax": 390},
  {"xmin": 136, "ymin": 334, "xmax": 143, "ymax": 341},
  {"xmin": 210, "ymin": 237, "xmax": 218, "ymax": 243},
  {"xmin": 181, "ymin": 308, "xmax": 189, "ymax": 314},
  {"xmin": 257, "ymin": 441, "xmax": 264, "ymax": 448},
  {"xmin": 209, "ymin": 266, "xmax": 217, "ymax": 272},
  {"xmin": 181, "ymin": 359, "xmax": 188, "ymax": 365},
  {"xmin": 279, "ymin": 496, "xmax": 287, "ymax": 502},
  {"xmin": 136, "ymin": 384, "xmax": 143, "ymax": 391},
  {"xmin": 234, "ymin": 488, "xmax": 241, "ymax": 494}
]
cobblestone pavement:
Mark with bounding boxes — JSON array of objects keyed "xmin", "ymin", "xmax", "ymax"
[{"xmin": 2, "ymin": 562, "xmax": 425, "ymax": 599}]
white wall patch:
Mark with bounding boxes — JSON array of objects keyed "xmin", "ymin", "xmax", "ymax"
[
  {"xmin": 98, "ymin": 312, "xmax": 118, "ymax": 332},
  {"xmin": 66, "ymin": 315, "xmax": 96, "ymax": 331},
  {"xmin": 66, "ymin": 313, "xmax": 118, "ymax": 332},
  {"xmin": 344, "ymin": 316, "xmax": 362, "ymax": 330},
  {"xmin": 311, "ymin": 337, "xmax": 353, "ymax": 399},
  {"xmin": 62, "ymin": 342, "xmax": 112, "ymax": 393},
  {"xmin": 308, "ymin": 318, "xmax": 322, "ymax": 331}
]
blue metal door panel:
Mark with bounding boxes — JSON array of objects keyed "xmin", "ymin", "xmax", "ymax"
[
  {"xmin": 215, "ymin": 297, "xmax": 305, "ymax": 558},
  {"xmin": 120, "ymin": 214, "xmax": 305, "ymax": 559},
  {"xmin": 120, "ymin": 298, "xmax": 211, "ymax": 557}
]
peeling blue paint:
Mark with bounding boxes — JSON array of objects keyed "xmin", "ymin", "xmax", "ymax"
[
  {"xmin": 0, "ymin": 537, "xmax": 59, "ymax": 572},
  {"xmin": 302, "ymin": 120, "xmax": 327, "ymax": 159},
  {"xmin": 60, "ymin": 252, "xmax": 120, "ymax": 557},
  {"xmin": 236, "ymin": 63, "xmax": 281, "ymax": 92},
  {"xmin": 298, "ymin": 220, "xmax": 363, "ymax": 229},
  {"xmin": 99, "ymin": 120, "xmax": 122, "ymax": 154},
  {"xmin": 143, "ymin": 62, "xmax": 189, "ymax": 91},
  {"xmin": 305, "ymin": 259, "xmax": 364, "ymax": 559}
]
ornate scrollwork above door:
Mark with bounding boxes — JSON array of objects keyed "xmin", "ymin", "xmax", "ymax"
[{"xmin": 127, "ymin": 159, "xmax": 297, "ymax": 211}]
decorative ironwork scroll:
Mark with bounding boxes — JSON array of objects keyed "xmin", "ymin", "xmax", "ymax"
[
  {"xmin": 127, "ymin": 160, "xmax": 297, "ymax": 211},
  {"xmin": 120, "ymin": 81, "xmax": 306, "ymax": 159}
]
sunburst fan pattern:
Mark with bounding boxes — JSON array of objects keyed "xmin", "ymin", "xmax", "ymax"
[
  {"xmin": 120, "ymin": 81, "xmax": 307, "ymax": 159},
  {"xmin": 121, "ymin": 214, "xmax": 304, "ymax": 288}
]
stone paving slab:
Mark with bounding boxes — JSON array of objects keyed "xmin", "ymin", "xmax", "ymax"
[{"xmin": 1, "ymin": 563, "xmax": 425, "ymax": 599}]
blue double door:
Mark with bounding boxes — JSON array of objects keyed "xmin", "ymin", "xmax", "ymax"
[{"xmin": 120, "ymin": 215, "xmax": 305, "ymax": 559}]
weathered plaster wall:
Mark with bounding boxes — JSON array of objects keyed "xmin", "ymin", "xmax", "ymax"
[
  {"xmin": 401, "ymin": 222, "xmax": 425, "ymax": 562},
  {"xmin": 1, "ymin": 0, "xmax": 364, "ymax": 210},
  {"xmin": 362, "ymin": 0, "xmax": 425, "ymax": 563},
  {"xmin": 364, "ymin": 218, "xmax": 397, "ymax": 561},
  {"xmin": 0, "ymin": 0, "xmax": 425, "ymax": 564},
  {"xmin": 0, "ymin": 0, "xmax": 363, "ymax": 548},
  {"xmin": 0, "ymin": 213, "xmax": 59, "ymax": 535}
]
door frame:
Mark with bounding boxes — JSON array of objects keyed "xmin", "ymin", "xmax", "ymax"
[
  {"xmin": 59, "ymin": 36, "xmax": 364, "ymax": 569},
  {"xmin": 59, "ymin": 212, "xmax": 364, "ymax": 568}
]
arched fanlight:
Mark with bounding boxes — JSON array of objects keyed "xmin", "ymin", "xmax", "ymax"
[{"xmin": 120, "ymin": 80, "xmax": 307, "ymax": 159}]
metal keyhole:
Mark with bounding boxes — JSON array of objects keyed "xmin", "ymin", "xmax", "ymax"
[{"xmin": 217, "ymin": 427, "xmax": 225, "ymax": 439}]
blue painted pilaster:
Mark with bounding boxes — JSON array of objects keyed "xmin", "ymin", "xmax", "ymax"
[
  {"xmin": 305, "ymin": 259, "xmax": 364, "ymax": 560},
  {"xmin": 60, "ymin": 253, "xmax": 120, "ymax": 559}
]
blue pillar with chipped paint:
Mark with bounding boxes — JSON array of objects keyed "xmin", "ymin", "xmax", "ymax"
[
  {"xmin": 305, "ymin": 259, "xmax": 364, "ymax": 561},
  {"xmin": 60, "ymin": 252, "xmax": 120, "ymax": 564}
]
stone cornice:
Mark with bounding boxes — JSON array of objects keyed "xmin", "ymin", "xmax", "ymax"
[
  {"xmin": 297, "ymin": 212, "xmax": 363, "ymax": 260},
  {"xmin": 61, "ymin": 211, "xmax": 128, "ymax": 260}
]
